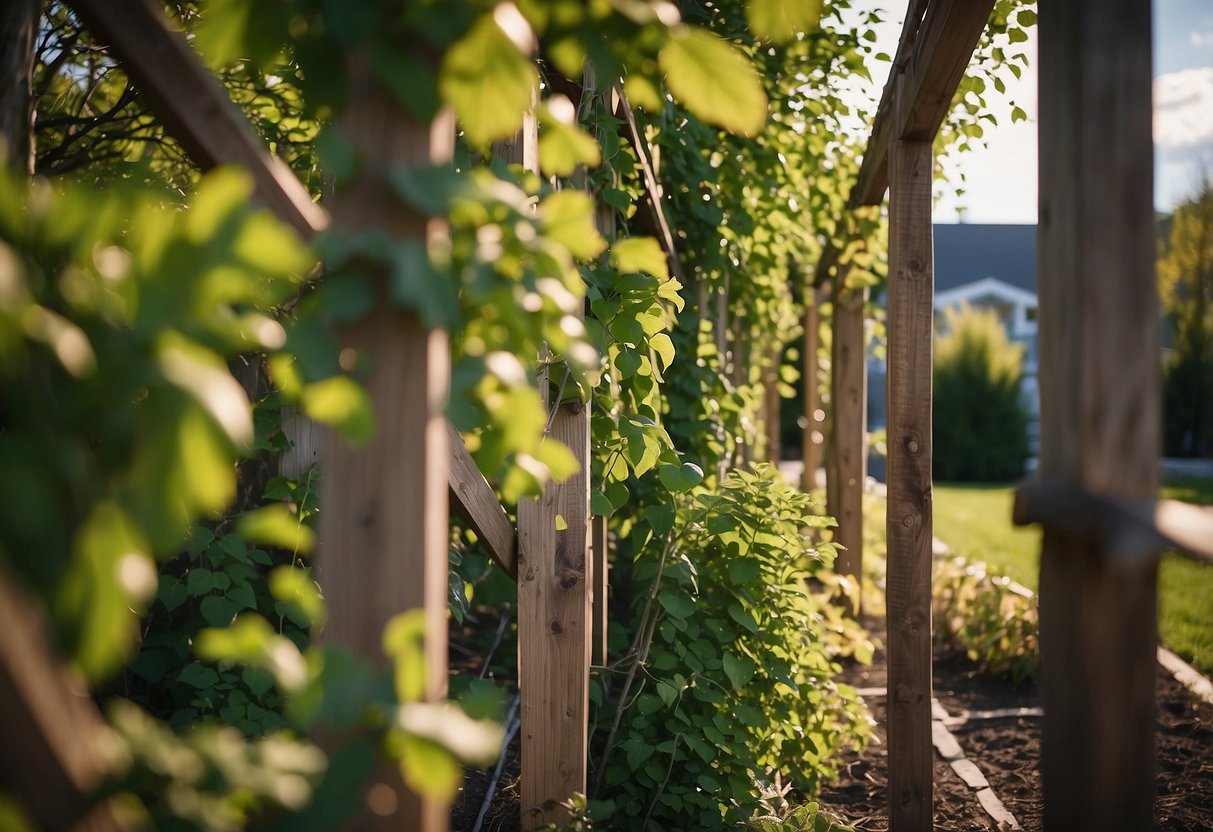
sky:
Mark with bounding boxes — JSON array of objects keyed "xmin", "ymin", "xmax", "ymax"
[{"xmin": 846, "ymin": 1, "xmax": 1213, "ymax": 224}]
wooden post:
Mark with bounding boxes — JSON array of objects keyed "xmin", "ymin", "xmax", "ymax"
[
  {"xmin": 0, "ymin": 0, "xmax": 37, "ymax": 175},
  {"xmin": 885, "ymin": 136, "xmax": 934, "ymax": 832},
  {"xmin": 801, "ymin": 287, "xmax": 824, "ymax": 492},
  {"xmin": 517, "ymin": 368, "xmax": 592, "ymax": 828},
  {"xmin": 763, "ymin": 345, "xmax": 783, "ymax": 464},
  {"xmin": 517, "ymin": 83, "xmax": 593, "ymax": 830},
  {"xmin": 829, "ymin": 277, "xmax": 867, "ymax": 582},
  {"xmin": 317, "ymin": 54, "xmax": 454, "ymax": 832},
  {"xmin": 1036, "ymin": 3, "xmax": 1159, "ymax": 831}
]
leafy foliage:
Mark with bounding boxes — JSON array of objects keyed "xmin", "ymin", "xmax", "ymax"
[
  {"xmin": 592, "ymin": 466, "xmax": 871, "ymax": 830},
  {"xmin": 933, "ymin": 556, "xmax": 1039, "ymax": 683},
  {"xmin": 1159, "ymin": 181, "xmax": 1213, "ymax": 457},
  {"xmin": 933, "ymin": 303, "xmax": 1029, "ymax": 482}
]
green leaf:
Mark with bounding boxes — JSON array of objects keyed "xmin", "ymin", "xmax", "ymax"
[
  {"xmin": 301, "ymin": 376, "xmax": 375, "ymax": 444},
  {"xmin": 270, "ymin": 566, "xmax": 327, "ymax": 629},
  {"xmin": 538, "ymin": 105, "xmax": 602, "ymax": 177},
  {"xmin": 201, "ymin": 596, "xmax": 240, "ymax": 627},
  {"xmin": 591, "ymin": 491, "xmax": 613, "ymax": 516},
  {"xmin": 237, "ymin": 504, "xmax": 315, "ymax": 553},
  {"xmin": 727, "ymin": 602, "xmax": 759, "ymax": 634},
  {"xmin": 439, "ymin": 15, "xmax": 538, "ymax": 147},
  {"xmin": 746, "ymin": 0, "xmax": 823, "ymax": 43},
  {"xmin": 178, "ymin": 662, "xmax": 220, "ymax": 690},
  {"xmin": 186, "ymin": 569, "xmax": 217, "ymax": 596},
  {"xmin": 540, "ymin": 190, "xmax": 607, "ymax": 260},
  {"xmin": 658, "ymin": 587, "xmax": 696, "ymax": 619},
  {"xmin": 609, "ymin": 237, "xmax": 669, "ymax": 281},
  {"xmin": 659, "ymin": 28, "xmax": 768, "ymax": 136},
  {"xmin": 658, "ymin": 461, "xmax": 704, "ymax": 492},
  {"xmin": 722, "ymin": 651, "xmax": 757, "ymax": 690},
  {"xmin": 650, "ymin": 333, "xmax": 675, "ymax": 370}
]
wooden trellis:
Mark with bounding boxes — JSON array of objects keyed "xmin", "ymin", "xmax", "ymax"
[
  {"xmin": 0, "ymin": 2, "xmax": 675, "ymax": 830},
  {"xmin": 8, "ymin": 2, "xmax": 1213, "ymax": 832}
]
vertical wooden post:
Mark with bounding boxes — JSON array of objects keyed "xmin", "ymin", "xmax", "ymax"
[
  {"xmin": 0, "ymin": 0, "xmax": 37, "ymax": 175},
  {"xmin": 1036, "ymin": 3, "xmax": 1158, "ymax": 831},
  {"xmin": 829, "ymin": 276, "xmax": 867, "ymax": 583},
  {"xmin": 517, "ymin": 84, "xmax": 593, "ymax": 829},
  {"xmin": 317, "ymin": 54, "xmax": 454, "ymax": 832},
  {"xmin": 885, "ymin": 137, "xmax": 934, "ymax": 832},
  {"xmin": 763, "ymin": 345, "xmax": 783, "ymax": 464},
  {"xmin": 801, "ymin": 287, "xmax": 823, "ymax": 492},
  {"xmin": 517, "ymin": 374, "xmax": 592, "ymax": 828}
]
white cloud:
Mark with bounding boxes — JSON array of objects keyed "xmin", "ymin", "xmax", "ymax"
[
  {"xmin": 1154, "ymin": 67, "xmax": 1213, "ymax": 148},
  {"xmin": 1190, "ymin": 31, "xmax": 1213, "ymax": 47}
]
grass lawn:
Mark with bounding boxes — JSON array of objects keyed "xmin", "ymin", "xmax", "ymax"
[{"xmin": 931, "ymin": 477, "xmax": 1213, "ymax": 677}]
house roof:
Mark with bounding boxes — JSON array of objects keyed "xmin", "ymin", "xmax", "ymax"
[{"xmin": 933, "ymin": 223, "xmax": 1036, "ymax": 295}]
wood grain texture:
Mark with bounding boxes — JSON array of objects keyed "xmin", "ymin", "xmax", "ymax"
[
  {"xmin": 801, "ymin": 287, "xmax": 823, "ymax": 492},
  {"xmin": 1035, "ymin": 3, "xmax": 1159, "ymax": 830},
  {"xmin": 317, "ymin": 53, "xmax": 454, "ymax": 832},
  {"xmin": 447, "ymin": 422, "xmax": 517, "ymax": 577},
  {"xmin": 517, "ymin": 81, "xmax": 592, "ymax": 828},
  {"xmin": 885, "ymin": 137, "xmax": 934, "ymax": 832},
  {"xmin": 68, "ymin": 0, "xmax": 326, "ymax": 238},
  {"xmin": 517, "ymin": 394, "xmax": 592, "ymax": 829},
  {"xmin": 0, "ymin": 578, "xmax": 125, "ymax": 831},
  {"xmin": 829, "ymin": 280, "xmax": 867, "ymax": 582},
  {"xmin": 850, "ymin": 0, "xmax": 994, "ymax": 207}
]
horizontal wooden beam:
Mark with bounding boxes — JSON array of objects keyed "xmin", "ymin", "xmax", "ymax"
[
  {"xmin": 1014, "ymin": 480, "xmax": 1213, "ymax": 566},
  {"xmin": 447, "ymin": 422, "xmax": 518, "ymax": 577},
  {"xmin": 850, "ymin": 0, "xmax": 994, "ymax": 207},
  {"xmin": 68, "ymin": 0, "xmax": 327, "ymax": 238}
]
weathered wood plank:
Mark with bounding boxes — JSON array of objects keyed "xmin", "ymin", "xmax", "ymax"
[
  {"xmin": 448, "ymin": 422, "xmax": 517, "ymax": 577},
  {"xmin": 851, "ymin": 0, "xmax": 995, "ymax": 207},
  {"xmin": 885, "ymin": 136, "xmax": 934, "ymax": 832},
  {"xmin": 0, "ymin": 578, "xmax": 125, "ymax": 831},
  {"xmin": 801, "ymin": 287, "xmax": 824, "ymax": 492},
  {"xmin": 517, "ymin": 387, "xmax": 592, "ymax": 829},
  {"xmin": 68, "ymin": 0, "xmax": 327, "ymax": 238},
  {"xmin": 317, "ymin": 51, "xmax": 454, "ymax": 831},
  {"xmin": 1035, "ymin": 3, "xmax": 1159, "ymax": 831},
  {"xmin": 517, "ymin": 79, "xmax": 592, "ymax": 828},
  {"xmin": 829, "ymin": 279, "xmax": 866, "ymax": 582}
]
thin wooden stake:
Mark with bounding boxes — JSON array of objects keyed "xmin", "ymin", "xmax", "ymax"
[
  {"xmin": 801, "ymin": 287, "xmax": 823, "ymax": 492},
  {"xmin": 1036, "ymin": 3, "xmax": 1159, "ymax": 830},
  {"xmin": 830, "ymin": 278, "xmax": 867, "ymax": 583},
  {"xmin": 885, "ymin": 136, "xmax": 934, "ymax": 832}
]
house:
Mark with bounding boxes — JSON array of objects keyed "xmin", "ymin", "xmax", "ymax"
[{"xmin": 868, "ymin": 223, "xmax": 1040, "ymax": 464}]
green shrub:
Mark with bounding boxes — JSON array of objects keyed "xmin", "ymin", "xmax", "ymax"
[
  {"xmin": 933, "ymin": 556, "xmax": 1039, "ymax": 683},
  {"xmin": 932, "ymin": 303, "xmax": 1029, "ymax": 482},
  {"xmin": 591, "ymin": 465, "xmax": 871, "ymax": 831}
]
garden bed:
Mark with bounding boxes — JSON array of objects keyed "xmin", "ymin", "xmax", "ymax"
[{"xmin": 819, "ymin": 621, "xmax": 1213, "ymax": 831}]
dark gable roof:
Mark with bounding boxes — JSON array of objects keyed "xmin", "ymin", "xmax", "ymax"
[{"xmin": 933, "ymin": 224, "xmax": 1036, "ymax": 295}]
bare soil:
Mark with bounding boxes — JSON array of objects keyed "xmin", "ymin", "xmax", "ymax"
[{"xmin": 818, "ymin": 619, "xmax": 1213, "ymax": 831}]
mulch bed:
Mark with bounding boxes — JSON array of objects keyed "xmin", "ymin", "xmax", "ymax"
[{"xmin": 818, "ymin": 618, "xmax": 1213, "ymax": 831}]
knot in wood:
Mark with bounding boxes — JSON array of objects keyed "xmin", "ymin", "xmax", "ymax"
[
  {"xmin": 904, "ymin": 434, "xmax": 921, "ymax": 454},
  {"xmin": 894, "ymin": 682, "xmax": 917, "ymax": 703},
  {"xmin": 558, "ymin": 570, "xmax": 580, "ymax": 589},
  {"xmin": 550, "ymin": 619, "xmax": 563, "ymax": 634},
  {"xmin": 902, "ymin": 512, "xmax": 916, "ymax": 528}
]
